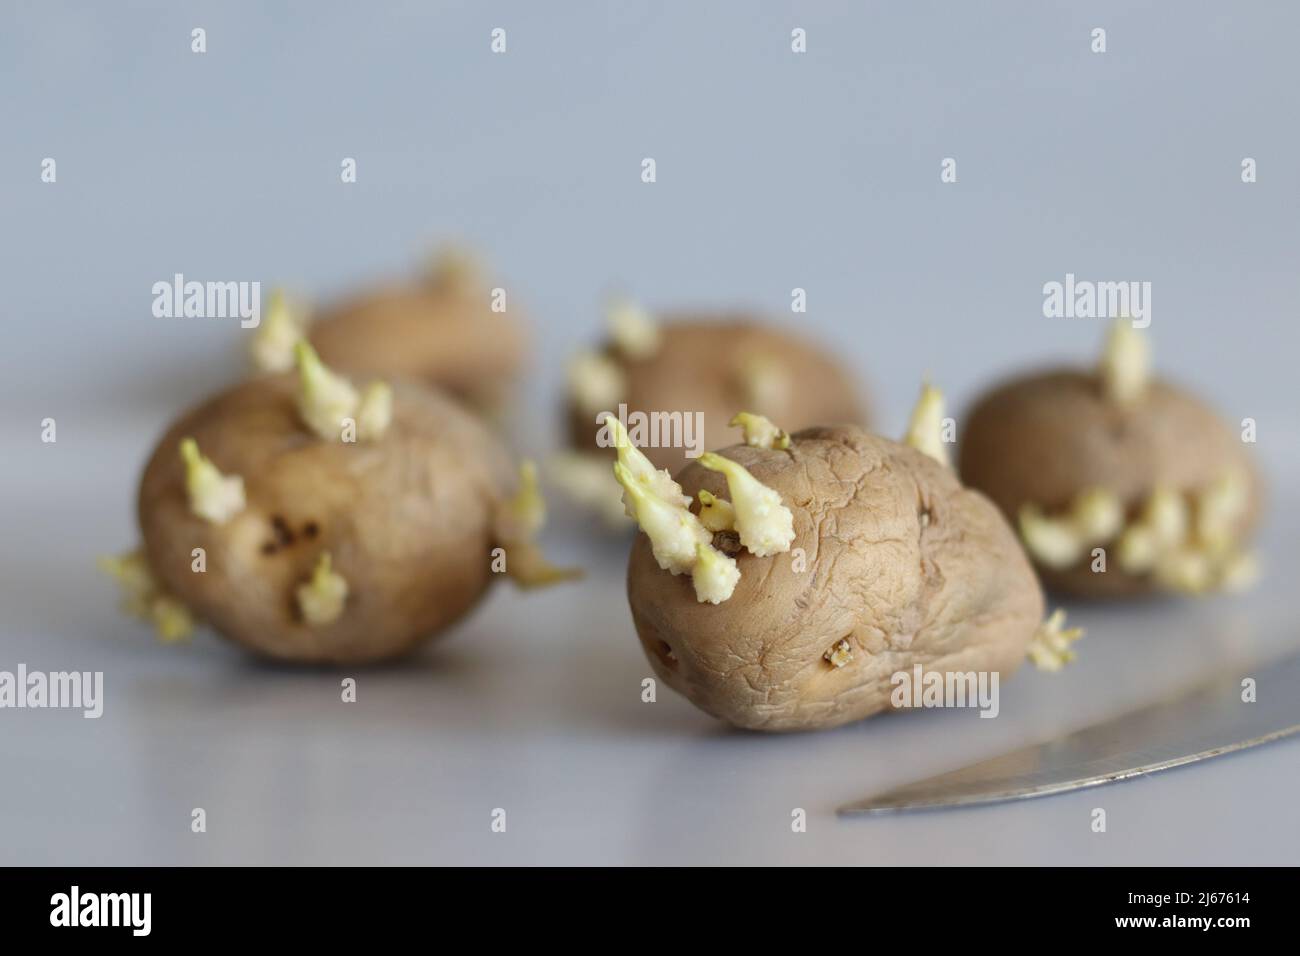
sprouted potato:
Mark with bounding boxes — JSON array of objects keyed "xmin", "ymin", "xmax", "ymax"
[
  {"xmin": 959, "ymin": 321, "xmax": 1261, "ymax": 598},
  {"xmin": 103, "ymin": 343, "xmax": 576, "ymax": 663},
  {"xmin": 616, "ymin": 392, "xmax": 1077, "ymax": 732},
  {"xmin": 552, "ymin": 300, "xmax": 867, "ymax": 524}
]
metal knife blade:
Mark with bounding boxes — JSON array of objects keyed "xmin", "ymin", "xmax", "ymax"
[{"xmin": 838, "ymin": 646, "xmax": 1300, "ymax": 815}]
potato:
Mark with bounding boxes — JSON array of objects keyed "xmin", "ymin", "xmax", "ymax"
[
  {"xmin": 564, "ymin": 310, "xmax": 867, "ymax": 475},
  {"xmin": 114, "ymin": 345, "xmax": 573, "ymax": 664},
  {"xmin": 255, "ymin": 252, "xmax": 526, "ymax": 415},
  {"xmin": 959, "ymin": 324, "xmax": 1261, "ymax": 598},
  {"xmin": 619, "ymin": 405, "xmax": 1053, "ymax": 732}
]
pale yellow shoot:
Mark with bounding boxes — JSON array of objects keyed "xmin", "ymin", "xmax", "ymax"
[
  {"xmin": 602, "ymin": 413, "xmax": 689, "ymax": 510},
  {"xmin": 903, "ymin": 383, "xmax": 949, "ymax": 467},
  {"xmin": 1018, "ymin": 504, "xmax": 1083, "ymax": 570},
  {"xmin": 294, "ymin": 340, "xmax": 359, "ymax": 440},
  {"xmin": 1153, "ymin": 547, "xmax": 1215, "ymax": 595},
  {"xmin": 614, "ymin": 461, "xmax": 709, "ymax": 575},
  {"xmin": 730, "ymin": 412, "xmax": 790, "ymax": 450},
  {"xmin": 498, "ymin": 460, "xmax": 546, "ymax": 542},
  {"xmin": 251, "ymin": 288, "xmax": 305, "ymax": 373},
  {"xmin": 823, "ymin": 638, "xmax": 853, "ymax": 669},
  {"xmin": 567, "ymin": 352, "xmax": 625, "ymax": 417},
  {"xmin": 1116, "ymin": 523, "xmax": 1159, "ymax": 574},
  {"xmin": 1026, "ymin": 609, "xmax": 1084, "ymax": 672},
  {"xmin": 356, "ymin": 381, "xmax": 393, "ymax": 442},
  {"xmin": 546, "ymin": 452, "xmax": 631, "ymax": 527},
  {"xmin": 1070, "ymin": 487, "xmax": 1124, "ymax": 544},
  {"xmin": 1100, "ymin": 319, "xmax": 1149, "ymax": 406},
  {"xmin": 179, "ymin": 438, "xmax": 245, "ymax": 524},
  {"xmin": 493, "ymin": 461, "xmax": 583, "ymax": 588},
  {"xmin": 297, "ymin": 552, "xmax": 348, "ymax": 626},
  {"xmin": 1140, "ymin": 485, "xmax": 1189, "ymax": 549},
  {"xmin": 150, "ymin": 595, "xmax": 194, "ymax": 643},
  {"xmin": 503, "ymin": 540, "xmax": 584, "ymax": 589},
  {"xmin": 697, "ymin": 453, "xmax": 795, "ymax": 557},
  {"xmin": 696, "ymin": 489, "xmax": 736, "ymax": 533},
  {"xmin": 98, "ymin": 550, "xmax": 158, "ymax": 619},
  {"xmin": 99, "ymin": 549, "xmax": 195, "ymax": 643},
  {"xmin": 1196, "ymin": 470, "xmax": 1248, "ymax": 546},
  {"xmin": 691, "ymin": 542, "xmax": 740, "ymax": 604},
  {"xmin": 606, "ymin": 297, "xmax": 661, "ymax": 360},
  {"xmin": 1111, "ymin": 479, "xmax": 1255, "ymax": 594}
]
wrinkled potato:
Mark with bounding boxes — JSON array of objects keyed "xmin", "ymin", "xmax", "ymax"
[
  {"xmin": 254, "ymin": 251, "xmax": 526, "ymax": 415},
  {"xmin": 959, "ymin": 323, "xmax": 1261, "ymax": 598},
  {"xmin": 110, "ymin": 345, "xmax": 573, "ymax": 664},
  {"xmin": 620, "ymin": 400, "xmax": 1059, "ymax": 732},
  {"xmin": 556, "ymin": 306, "xmax": 867, "ymax": 520}
]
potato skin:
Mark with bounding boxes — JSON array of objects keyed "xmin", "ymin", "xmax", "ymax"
[
  {"xmin": 626, "ymin": 425, "xmax": 1043, "ymax": 732},
  {"xmin": 568, "ymin": 316, "xmax": 867, "ymax": 473},
  {"xmin": 309, "ymin": 283, "xmax": 526, "ymax": 413},
  {"xmin": 958, "ymin": 369, "xmax": 1261, "ymax": 597},
  {"xmin": 138, "ymin": 375, "xmax": 513, "ymax": 663}
]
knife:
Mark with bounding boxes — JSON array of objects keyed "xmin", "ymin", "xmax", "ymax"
[{"xmin": 838, "ymin": 646, "xmax": 1300, "ymax": 815}]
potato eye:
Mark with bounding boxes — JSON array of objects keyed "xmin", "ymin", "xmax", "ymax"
[
  {"xmin": 271, "ymin": 515, "xmax": 295, "ymax": 546},
  {"xmin": 823, "ymin": 638, "xmax": 853, "ymax": 668},
  {"xmin": 712, "ymin": 530, "xmax": 742, "ymax": 555},
  {"xmin": 655, "ymin": 640, "xmax": 679, "ymax": 670}
]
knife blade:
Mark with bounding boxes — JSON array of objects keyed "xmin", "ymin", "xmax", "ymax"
[{"xmin": 838, "ymin": 646, "xmax": 1300, "ymax": 815}]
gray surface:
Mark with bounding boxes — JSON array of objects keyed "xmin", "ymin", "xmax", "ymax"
[{"xmin": 2, "ymin": 2, "xmax": 1298, "ymax": 865}]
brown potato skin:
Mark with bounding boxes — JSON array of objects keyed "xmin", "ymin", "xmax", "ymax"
[
  {"xmin": 309, "ymin": 282, "xmax": 526, "ymax": 413},
  {"xmin": 958, "ymin": 369, "xmax": 1261, "ymax": 597},
  {"xmin": 626, "ymin": 425, "xmax": 1043, "ymax": 732},
  {"xmin": 567, "ymin": 316, "xmax": 867, "ymax": 473},
  {"xmin": 138, "ymin": 376, "xmax": 513, "ymax": 663}
]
